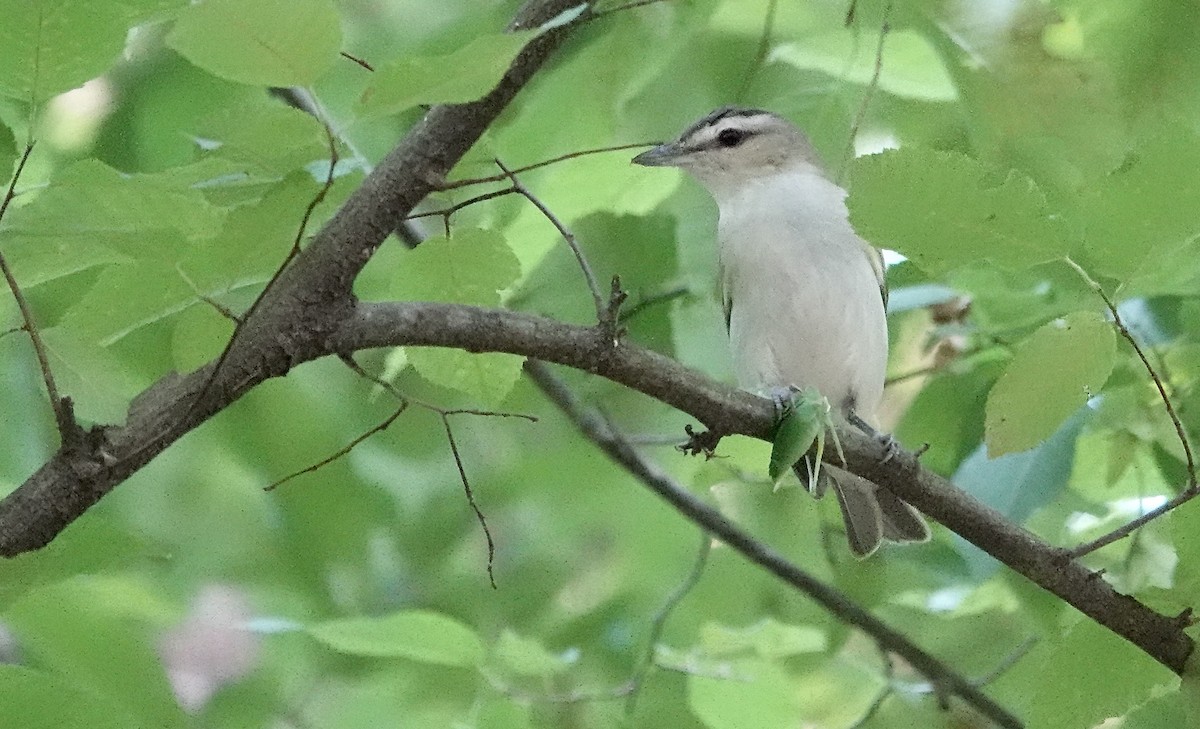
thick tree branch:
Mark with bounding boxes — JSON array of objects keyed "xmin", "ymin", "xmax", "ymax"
[
  {"xmin": 0, "ymin": 0, "xmax": 594, "ymax": 556},
  {"xmin": 1, "ymin": 298, "xmax": 1193, "ymax": 676},
  {"xmin": 0, "ymin": 0, "xmax": 1191, "ymax": 686}
]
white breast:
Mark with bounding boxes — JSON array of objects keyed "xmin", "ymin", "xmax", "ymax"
[{"xmin": 715, "ymin": 167, "xmax": 888, "ymax": 423}]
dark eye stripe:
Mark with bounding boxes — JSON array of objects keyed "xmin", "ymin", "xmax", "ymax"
[{"xmin": 679, "ymin": 106, "xmax": 771, "ymax": 143}]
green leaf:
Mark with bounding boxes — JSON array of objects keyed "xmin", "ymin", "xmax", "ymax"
[
  {"xmin": 0, "ymin": 159, "xmax": 224, "ymax": 289},
  {"xmin": 0, "ymin": 0, "xmax": 175, "ymax": 104},
  {"xmin": 995, "ymin": 617, "xmax": 1174, "ymax": 729},
  {"xmin": 4, "ymin": 578, "xmax": 186, "ymax": 729},
  {"xmin": 1079, "ymin": 124, "xmax": 1200, "ymax": 294},
  {"xmin": 985, "ymin": 311, "xmax": 1115, "ymax": 456},
  {"xmin": 166, "ymin": 0, "xmax": 342, "ymax": 87},
  {"xmin": 491, "ymin": 630, "xmax": 571, "ymax": 678},
  {"xmin": 688, "ymin": 659, "xmax": 799, "ymax": 729},
  {"xmin": 39, "ymin": 326, "xmax": 146, "ymax": 424},
  {"xmin": 699, "ymin": 619, "xmax": 826, "ymax": 659},
  {"xmin": 359, "ymin": 32, "xmax": 534, "ymax": 116},
  {"xmin": 1122, "ymin": 692, "xmax": 1188, "ymax": 729},
  {"xmin": 307, "ymin": 610, "xmax": 485, "ymax": 667},
  {"xmin": 848, "ymin": 148, "xmax": 1070, "ymax": 276},
  {"xmin": 190, "ymin": 101, "xmax": 331, "ymax": 175},
  {"xmin": 394, "ymin": 229, "xmax": 524, "ymax": 405},
  {"xmin": 0, "ymin": 666, "xmax": 136, "ymax": 729},
  {"xmin": 772, "ymin": 29, "xmax": 956, "ymax": 102}
]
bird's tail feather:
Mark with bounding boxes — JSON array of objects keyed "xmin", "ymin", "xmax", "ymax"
[{"xmin": 795, "ymin": 459, "xmax": 929, "ymax": 558}]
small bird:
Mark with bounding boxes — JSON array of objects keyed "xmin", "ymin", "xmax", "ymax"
[{"xmin": 632, "ymin": 106, "xmax": 929, "ymax": 557}]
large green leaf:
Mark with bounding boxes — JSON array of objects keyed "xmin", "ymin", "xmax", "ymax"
[
  {"xmin": 0, "ymin": 159, "xmax": 225, "ymax": 289},
  {"xmin": 393, "ymin": 229, "xmax": 524, "ymax": 405},
  {"xmin": 166, "ymin": 0, "xmax": 342, "ymax": 87},
  {"xmin": 985, "ymin": 311, "xmax": 1115, "ymax": 456},
  {"xmin": 307, "ymin": 610, "xmax": 484, "ymax": 667},
  {"xmin": 993, "ymin": 617, "xmax": 1174, "ymax": 729},
  {"xmin": 772, "ymin": 29, "xmax": 956, "ymax": 102},
  {"xmin": 848, "ymin": 147, "xmax": 1070, "ymax": 275},
  {"xmin": 359, "ymin": 32, "xmax": 535, "ymax": 116},
  {"xmin": 0, "ymin": 0, "xmax": 185, "ymax": 103},
  {"xmin": 1078, "ymin": 124, "xmax": 1200, "ymax": 294}
]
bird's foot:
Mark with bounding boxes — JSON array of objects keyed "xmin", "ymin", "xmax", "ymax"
[
  {"xmin": 846, "ymin": 409, "xmax": 900, "ymax": 464},
  {"xmin": 765, "ymin": 385, "xmax": 801, "ymax": 419},
  {"xmin": 679, "ymin": 424, "xmax": 723, "ymax": 459}
]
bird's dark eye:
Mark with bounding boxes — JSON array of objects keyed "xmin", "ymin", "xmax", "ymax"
[{"xmin": 717, "ymin": 128, "xmax": 745, "ymax": 147}]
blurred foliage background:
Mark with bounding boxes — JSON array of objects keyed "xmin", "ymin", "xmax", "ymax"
[{"xmin": 2, "ymin": 0, "xmax": 1200, "ymax": 726}]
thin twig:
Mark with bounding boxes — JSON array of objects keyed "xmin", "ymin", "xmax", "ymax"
[
  {"xmin": 850, "ymin": 648, "xmax": 896, "ymax": 729},
  {"xmin": 735, "ymin": 0, "xmax": 778, "ymax": 102},
  {"xmin": 339, "ymin": 51, "xmax": 374, "ymax": 72},
  {"xmin": 176, "ymin": 264, "xmax": 241, "ymax": 323},
  {"xmin": 839, "ymin": 1, "xmax": 891, "ymax": 182},
  {"xmin": 442, "ymin": 413, "xmax": 497, "ymax": 589},
  {"xmin": 264, "ymin": 403, "xmax": 410, "ymax": 491},
  {"xmin": 188, "ymin": 111, "xmax": 340, "ymax": 417},
  {"xmin": 619, "ymin": 285, "xmax": 690, "ymax": 324},
  {"xmin": 438, "ymin": 143, "xmax": 659, "ymax": 190},
  {"xmin": 523, "ymin": 360, "xmax": 1022, "ymax": 729},
  {"xmin": 494, "ymin": 159, "xmax": 606, "ymax": 323},
  {"xmin": 338, "ymin": 352, "xmax": 538, "ymax": 423},
  {"xmin": 972, "ymin": 637, "xmax": 1036, "ymax": 687},
  {"xmin": 402, "ymin": 188, "xmax": 517, "ymax": 229},
  {"xmin": 1064, "ymin": 257, "xmax": 1197, "ymax": 558},
  {"xmin": 625, "ymin": 530, "xmax": 711, "ymax": 716},
  {"xmin": 443, "ymin": 408, "xmax": 538, "ymax": 422},
  {"xmin": 0, "ymin": 142, "xmax": 80, "ymax": 444}
]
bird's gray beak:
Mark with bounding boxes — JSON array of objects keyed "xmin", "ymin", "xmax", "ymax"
[{"xmin": 632, "ymin": 143, "xmax": 683, "ymax": 167}]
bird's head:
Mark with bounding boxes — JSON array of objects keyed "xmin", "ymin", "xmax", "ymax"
[{"xmin": 632, "ymin": 107, "xmax": 824, "ymax": 194}]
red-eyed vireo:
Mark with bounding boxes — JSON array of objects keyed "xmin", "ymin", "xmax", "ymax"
[{"xmin": 633, "ymin": 107, "xmax": 929, "ymax": 557}]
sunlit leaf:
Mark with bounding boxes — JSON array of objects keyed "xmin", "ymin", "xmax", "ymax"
[
  {"xmin": 307, "ymin": 610, "xmax": 485, "ymax": 667},
  {"xmin": 0, "ymin": 0, "xmax": 183, "ymax": 103},
  {"xmin": 394, "ymin": 229, "xmax": 524, "ymax": 404},
  {"xmin": 166, "ymin": 0, "xmax": 342, "ymax": 87},
  {"xmin": 985, "ymin": 311, "xmax": 1115, "ymax": 456},
  {"xmin": 359, "ymin": 32, "xmax": 534, "ymax": 116},
  {"xmin": 848, "ymin": 148, "xmax": 1071, "ymax": 276}
]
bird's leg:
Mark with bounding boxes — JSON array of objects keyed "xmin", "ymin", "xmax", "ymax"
[
  {"xmin": 765, "ymin": 385, "xmax": 801, "ymax": 420},
  {"xmin": 846, "ymin": 409, "xmax": 900, "ymax": 464}
]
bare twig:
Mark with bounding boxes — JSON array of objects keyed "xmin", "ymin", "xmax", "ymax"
[
  {"xmin": 625, "ymin": 530, "xmax": 711, "ymax": 716},
  {"xmin": 839, "ymin": 1, "xmax": 891, "ymax": 181},
  {"xmin": 850, "ymin": 648, "xmax": 896, "ymax": 729},
  {"xmin": 443, "ymin": 408, "xmax": 538, "ymax": 422},
  {"xmin": 495, "ymin": 159, "xmax": 606, "ymax": 322},
  {"xmin": 402, "ymin": 188, "xmax": 518, "ymax": 236},
  {"xmin": 523, "ymin": 360, "xmax": 1022, "ymax": 729},
  {"xmin": 438, "ymin": 142, "xmax": 659, "ymax": 190},
  {"xmin": 339, "ymin": 51, "xmax": 375, "ymax": 72},
  {"xmin": 176, "ymin": 264, "xmax": 241, "ymax": 323},
  {"xmin": 264, "ymin": 403, "xmax": 410, "ymax": 491},
  {"xmin": 188, "ymin": 112, "xmax": 340, "ymax": 416},
  {"xmin": 0, "ymin": 142, "xmax": 81, "ymax": 444},
  {"xmin": 1064, "ymin": 257, "xmax": 1197, "ymax": 558},
  {"xmin": 442, "ymin": 413, "xmax": 497, "ymax": 589},
  {"xmin": 619, "ymin": 285, "xmax": 689, "ymax": 324},
  {"xmin": 735, "ymin": 0, "xmax": 778, "ymax": 102}
]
